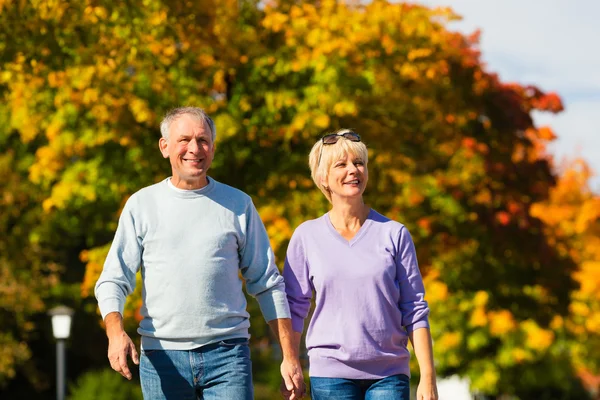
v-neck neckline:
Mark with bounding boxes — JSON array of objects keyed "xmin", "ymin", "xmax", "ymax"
[{"xmin": 325, "ymin": 208, "xmax": 374, "ymax": 247}]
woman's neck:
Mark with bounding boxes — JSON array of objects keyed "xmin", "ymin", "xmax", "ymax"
[{"xmin": 329, "ymin": 199, "xmax": 370, "ymax": 232}]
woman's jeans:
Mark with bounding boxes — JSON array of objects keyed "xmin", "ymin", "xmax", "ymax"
[
  {"xmin": 139, "ymin": 338, "xmax": 253, "ymax": 400},
  {"xmin": 310, "ymin": 374, "xmax": 410, "ymax": 400}
]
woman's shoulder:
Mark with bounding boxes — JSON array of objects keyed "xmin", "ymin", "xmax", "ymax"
[
  {"xmin": 293, "ymin": 214, "xmax": 328, "ymax": 234},
  {"xmin": 368, "ymin": 209, "xmax": 406, "ymax": 231}
]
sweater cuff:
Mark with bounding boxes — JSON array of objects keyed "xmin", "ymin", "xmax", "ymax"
[
  {"xmin": 405, "ymin": 319, "xmax": 430, "ymax": 333},
  {"xmin": 96, "ymin": 283, "xmax": 126, "ymax": 320},
  {"xmin": 256, "ymin": 287, "xmax": 291, "ymax": 322}
]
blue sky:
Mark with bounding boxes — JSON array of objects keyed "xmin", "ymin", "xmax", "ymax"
[{"xmin": 418, "ymin": 0, "xmax": 600, "ymax": 191}]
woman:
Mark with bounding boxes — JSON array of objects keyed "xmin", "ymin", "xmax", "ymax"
[{"xmin": 283, "ymin": 130, "xmax": 438, "ymax": 400}]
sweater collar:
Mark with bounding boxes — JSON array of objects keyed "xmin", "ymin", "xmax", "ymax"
[{"xmin": 165, "ymin": 177, "xmax": 216, "ymax": 198}]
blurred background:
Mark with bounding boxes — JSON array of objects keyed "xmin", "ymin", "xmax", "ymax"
[{"xmin": 0, "ymin": 1, "xmax": 598, "ymax": 399}]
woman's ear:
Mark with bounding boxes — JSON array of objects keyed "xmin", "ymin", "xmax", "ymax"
[{"xmin": 320, "ymin": 174, "xmax": 328, "ymax": 190}]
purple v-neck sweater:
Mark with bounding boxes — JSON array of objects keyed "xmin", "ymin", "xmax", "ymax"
[{"xmin": 283, "ymin": 209, "xmax": 430, "ymax": 379}]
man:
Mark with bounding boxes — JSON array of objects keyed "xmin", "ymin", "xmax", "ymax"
[{"xmin": 95, "ymin": 107, "xmax": 305, "ymax": 399}]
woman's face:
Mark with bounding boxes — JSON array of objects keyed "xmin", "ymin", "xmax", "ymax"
[{"xmin": 325, "ymin": 152, "xmax": 368, "ymax": 202}]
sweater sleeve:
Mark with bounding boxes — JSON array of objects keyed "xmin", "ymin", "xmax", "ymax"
[
  {"xmin": 239, "ymin": 200, "xmax": 291, "ymax": 322},
  {"xmin": 283, "ymin": 227, "xmax": 313, "ymax": 333},
  {"xmin": 396, "ymin": 226, "xmax": 430, "ymax": 332},
  {"xmin": 94, "ymin": 198, "xmax": 142, "ymax": 320}
]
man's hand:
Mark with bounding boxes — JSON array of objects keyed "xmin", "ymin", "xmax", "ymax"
[
  {"xmin": 280, "ymin": 357, "xmax": 305, "ymax": 400},
  {"xmin": 267, "ymin": 318, "xmax": 306, "ymax": 399},
  {"xmin": 105, "ymin": 312, "xmax": 139, "ymax": 380}
]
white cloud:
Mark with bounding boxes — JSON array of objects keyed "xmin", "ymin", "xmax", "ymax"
[{"xmin": 418, "ymin": 0, "xmax": 600, "ymax": 190}]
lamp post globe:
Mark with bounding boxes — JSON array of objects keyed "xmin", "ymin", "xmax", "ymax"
[
  {"xmin": 49, "ymin": 306, "xmax": 74, "ymax": 339},
  {"xmin": 48, "ymin": 305, "xmax": 74, "ymax": 400}
]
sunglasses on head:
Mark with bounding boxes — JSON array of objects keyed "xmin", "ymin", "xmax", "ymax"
[
  {"xmin": 322, "ymin": 131, "xmax": 361, "ymax": 145},
  {"xmin": 318, "ymin": 131, "xmax": 361, "ymax": 166}
]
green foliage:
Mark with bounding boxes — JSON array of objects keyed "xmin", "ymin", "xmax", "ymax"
[{"xmin": 68, "ymin": 369, "xmax": 142, "ymax": 400}]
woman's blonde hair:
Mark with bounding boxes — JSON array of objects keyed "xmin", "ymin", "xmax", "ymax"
[{"xmin": 308, "ymin": 129, "xmax": 368, "ymax": 203}]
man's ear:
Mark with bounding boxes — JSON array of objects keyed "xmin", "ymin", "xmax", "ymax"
[{"xmin": 159, "ymin": 137, "xmax": 169, "ymax": 158}]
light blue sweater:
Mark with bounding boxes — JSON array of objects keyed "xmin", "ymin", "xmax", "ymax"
[{"xmin": 95, "ymin": 178, "xmax": 290, "ymax": 350}]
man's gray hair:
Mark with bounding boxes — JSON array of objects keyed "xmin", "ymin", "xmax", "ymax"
[{"xmin": 159, "ymin": 107, "xmax": 216, "ymax": 142}]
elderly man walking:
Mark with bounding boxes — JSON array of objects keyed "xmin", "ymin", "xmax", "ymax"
[{"xmin": 95, "ymin": 107, "xmax": 305, "ymax": 399}]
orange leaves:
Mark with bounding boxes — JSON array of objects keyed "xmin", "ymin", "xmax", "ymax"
[
  {"xmin": 531, "ymin": 159, "xmax": 600, "ymax": 371},
  {"xmin": 537, "ymin": 126, "xmax": 557, "ymax": 141},
  {"xmin": 531, "ymin": 91, "xmax": 564, "ymax": 113}
]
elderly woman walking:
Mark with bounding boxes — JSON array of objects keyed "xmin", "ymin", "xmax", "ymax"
[{"xmin": 282, "ymin": 130, "xmax": 438, "ymax": 400}]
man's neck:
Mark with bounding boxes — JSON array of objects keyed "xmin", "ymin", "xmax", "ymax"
[{"xmin": 170, "ymin": 175, "xmax": 208, "ymax": 190}]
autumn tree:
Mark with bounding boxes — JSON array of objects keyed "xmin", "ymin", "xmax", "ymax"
[
  {"xmin": 531, "ymin": 160, "xmax": 600, "ymax": 395},
  {"xmin": 0, "ymin": 0, "xmax": 595, "ymax": 398}
]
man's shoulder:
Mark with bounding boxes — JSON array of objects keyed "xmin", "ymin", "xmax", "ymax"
[
  {"xmin": 130, "ymin": 180, "xmax": 167, "ymax": 199},
  {"xmin": 211, "ymin": 179, "xmax": 252, "ymax": 204},
  {"xmin": 124, "ymin": 180, "xmax": 167, "ymax": 209}
]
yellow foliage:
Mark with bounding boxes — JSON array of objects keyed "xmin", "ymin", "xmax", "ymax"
[
  {"xmin": 550, "ymin": 315, "xmax": 564, "ymax": 330},
  {"xmin": 129, "ymin": 97, "xmax": 154, "ymax": 124},
  {"xmin": 80, "ymin": 245, "xmax": 111, "ymax": 298},
  {"xmin": 473, "ymin": 290, "xmax": 489, "ymax": 306},
  {"xmin": 408, "ymin": 48, "xmax": 433, "ymax": 61},
  {"xmin": 522, "ymin": 320, "xmax": 554, "ymax": 351},
  {"xmin": 471, "ymin": 366, "xmax": 500, "ymax": 393},
  {"xmin": 575, "ymin": 260, "xmax": 600, "ymax": 297},
  {"xmin": 438, "ymin": 331, "xmax": 461, "ymax": 349},
  {"xmin": 470, "ymin": 307, "xmax": 487, "ymax": 327},
  {"xmin": 488, "ymin": 309, "xmax": 517, "ymax": 336},
  {"xmin": 313, "ymin": 114, "xmax": 330, "ymax": 129},
  {"xmin": 511, "ymin": 348, "xmax": 532, "ymax": 364},
  {"xmin": 570, "ymin": 301, "xmax": 590, "ymax": 317},
  {"xmin": 424, "ymin": 279, "xmax": 449, "ymax": 303}
]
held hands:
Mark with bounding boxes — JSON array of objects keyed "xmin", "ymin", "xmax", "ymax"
[
  {"xmin": 107, "ymin": 329, "xmax": 139, "ymax": 380},
  {"xmin": 279, "ymin": 358, "xmax": 306, "ymax": 400}
]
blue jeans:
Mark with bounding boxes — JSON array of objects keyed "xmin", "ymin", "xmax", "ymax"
[
  {"xmin": 139, "ymin": 338, "xmax": 253, "ymax": 400},
  {"xmin": 310, "ymin": 374, "xmax": 410, "ymax": 400}
]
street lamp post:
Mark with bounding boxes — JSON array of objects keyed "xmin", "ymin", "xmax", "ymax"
[{"xmin": 49, "ymin": 306, "xmax": 74, "ymax": 400}]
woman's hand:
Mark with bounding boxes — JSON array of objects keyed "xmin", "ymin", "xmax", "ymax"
[{"xmin": 416, "ymin": 373, "xmax": 438, "ymax": 400}]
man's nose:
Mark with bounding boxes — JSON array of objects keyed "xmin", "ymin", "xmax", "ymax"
[{"xmin": 188, "ymin": 139, "xmax": 200, "ymax": 153}]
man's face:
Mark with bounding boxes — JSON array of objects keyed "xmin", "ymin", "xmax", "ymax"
[{"xmin": 159, "ymin": 114, "xmax": 215, "ymax": 189}]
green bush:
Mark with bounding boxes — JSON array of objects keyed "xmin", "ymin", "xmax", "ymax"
[{"xmin": 69, "ymin": 369, "xmax": 142, "ymax": 400}]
